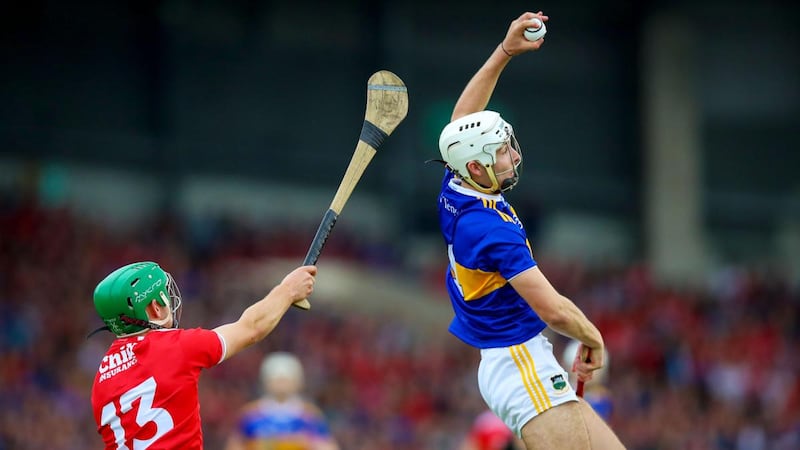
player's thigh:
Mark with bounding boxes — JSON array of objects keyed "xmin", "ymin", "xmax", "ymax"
[
  {"xmin": 578, "ymin": 399, "xmax": 625, "ymax": 449},
  {"xmin": 519, "ymin": 400, "xmax": 625, "ymax": 450},
  {"xmin": 519, "ymin": 401, "xmax": 588, "ymax": 450}
]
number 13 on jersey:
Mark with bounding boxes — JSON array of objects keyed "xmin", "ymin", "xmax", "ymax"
[{"xmin": 99, "ymin": 377, "xmax": 174, "ymax": 449}]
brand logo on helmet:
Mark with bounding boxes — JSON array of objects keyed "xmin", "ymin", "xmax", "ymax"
[{"xmin": 135, "ymin": 279, "xmax": 163, "ymax": 302}]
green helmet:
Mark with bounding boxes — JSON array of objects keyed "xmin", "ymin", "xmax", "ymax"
[{"xmin": 93, "ymin": 261, "xmax": 183, "ymax": 336}]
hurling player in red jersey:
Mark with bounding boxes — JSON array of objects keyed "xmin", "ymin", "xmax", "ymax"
[{"xmin": 89, "ymin": 261, "xmax": 316, "ymax": 450}]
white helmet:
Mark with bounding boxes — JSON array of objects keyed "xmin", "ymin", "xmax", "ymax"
[
  {"xmin": 260, "ymin": 352, "xmax": 304, "ymax": 385},
  {"xmin": 438, "ymin": 110, "xmax": 522, "ymax": 193},
  {"xmin": 562, "ymin": 340, "xmax": 610, "ymax": 385}
]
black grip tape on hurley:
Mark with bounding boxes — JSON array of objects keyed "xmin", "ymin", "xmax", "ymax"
[
  {"xmin": 360, "ymin": 120, "xmax": 388, "ymax": 149},
  {"xmin": 303, "ymin": 209, "xmax": 339, "ymax": 265}
]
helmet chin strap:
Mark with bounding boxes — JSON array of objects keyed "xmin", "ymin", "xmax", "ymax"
[
  {"xmin": 120, "ymin": 315, "xmax": 168, "ymax": 331},
  {"xmin": 500, "ymin": 177, "xmax": 518, "ymax": 192},
  {"xmin": 465, "ymin": 165, "xmax": 518, "ymax": 194},
  {"xmin": 100, "ymin": 307, "xmax": 176, "ymax": 338},
  {"xmin": 496, "ymin": 167, "xmax": 519, "ymax": 192},
  {"xmin": 464, "ymin": 167, "xmax": 501, "ymax": 194}
]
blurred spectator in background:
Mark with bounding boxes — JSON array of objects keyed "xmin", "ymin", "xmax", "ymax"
[
  {"xmin": 226, "ymin": 351, "xmax": 339, "ymax": 450},
  {"xmin": 459, "ymin": 410, "xmax": 520, "ymax": 450}
]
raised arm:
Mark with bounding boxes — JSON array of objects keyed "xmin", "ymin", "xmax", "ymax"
[
  {"xmin": 451, "ymin": 11, "xmax": 549, "ymax": 121},
  {"xmin": 214, "ymin": 265, "xmax": 316, "ymax": 360}
]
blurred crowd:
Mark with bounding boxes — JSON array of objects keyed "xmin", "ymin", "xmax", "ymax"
[{"xmin": 1, "ymin": 197, "xmax": 798, "ymax": 449}]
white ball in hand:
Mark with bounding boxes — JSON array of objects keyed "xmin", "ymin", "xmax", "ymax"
[{"xmin": 524, "ymin": 18, "xmax": 547, "ymax": 42}]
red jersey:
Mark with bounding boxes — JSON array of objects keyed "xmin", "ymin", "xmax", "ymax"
[{"xmin": 91, "ymin": 328, "xmax": 225, "ymax": 450}]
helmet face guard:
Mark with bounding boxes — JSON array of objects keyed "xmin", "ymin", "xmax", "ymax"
[
  {"xmin": 488, "ymin": 134, "xmax": 523, "ymax": 193},
  {"xmin": 438, "ymin": 111, "xmax": 523, "ymax": 194},
  {"xmin": 165, "ymin": 272, "xmax": 183, "ymax": 328}
]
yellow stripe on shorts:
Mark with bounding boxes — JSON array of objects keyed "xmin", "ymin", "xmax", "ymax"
[
  {"xmin": 521, "ymin": 344, "xmax": 552, "ymax": 409},
  {"xmin": 509, "ymin": 344, "xmax": 551, "ymax": 413}
]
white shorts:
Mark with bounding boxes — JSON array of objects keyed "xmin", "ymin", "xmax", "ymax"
[{"xmin": 478, "ymin": 334, "xmax": 578, "ymax": 437}]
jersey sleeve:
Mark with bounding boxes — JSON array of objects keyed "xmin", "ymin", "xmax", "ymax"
[{"xmin": 178, "ymin": 328, "xmax": 225, "ymax": 369}]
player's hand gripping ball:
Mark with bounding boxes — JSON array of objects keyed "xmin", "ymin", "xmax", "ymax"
[{"xmin": 524, "ymin": 18, "xmax": 547, "ymax": 42}]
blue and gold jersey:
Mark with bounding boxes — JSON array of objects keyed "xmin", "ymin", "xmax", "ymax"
[
  {"xmin": 235, "ymin": 397, "xmax": 333, "ymax": 450},
  {"xmin": 438, "ymin": 171, "xmax": 547, "ymax": 348}
]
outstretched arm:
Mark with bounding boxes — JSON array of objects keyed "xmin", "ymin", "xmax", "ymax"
[
  {"xmin": 451, "ymin": 11, "xmax": 549, "ymax": 121},
  {"xmin": 215, "ymin": 265, "xmax": 317, "ymax": 360}
]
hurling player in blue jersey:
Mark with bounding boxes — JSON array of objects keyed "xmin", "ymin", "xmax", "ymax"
[
  {"xmin": 225, "ymin": 352, "xmax": 338, "ymax": 450},
  {"xmin": 436, "ymin": 11, "xmax": 624, "ymax": 449}
]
